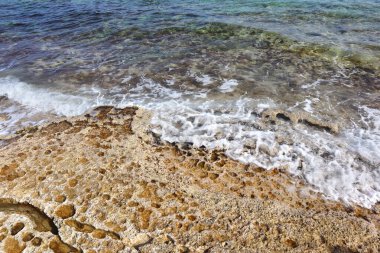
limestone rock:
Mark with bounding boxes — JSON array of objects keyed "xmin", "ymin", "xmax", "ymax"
[
  {"xmin": 49, "ymin": 236, "xmax": 80, "ymax": 253},
  {"xmin": 0, "ymin": 107, "xmax": 378, "ymax": 253}
]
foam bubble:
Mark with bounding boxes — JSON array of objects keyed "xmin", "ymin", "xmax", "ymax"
[
  {"xmin": 219, "ymin": 79, "xmax": 239, "ymax": 93},
  {"xmin": 195, "ymin": 74, "xmax": 213, "ymax": 86}
]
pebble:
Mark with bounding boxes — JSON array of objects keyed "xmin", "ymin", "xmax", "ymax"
[{"xmin": 129, "ymin": 233, "xmax": 152, "ymax": 248}]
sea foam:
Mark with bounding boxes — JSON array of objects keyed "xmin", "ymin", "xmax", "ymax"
[
  {"xmin": 0, "ymin": 76, "xmax": 94, "ymax": 116},
  {"xmin": 151, "ymin": 99, "xmax": 380, "ymax": 208},
  {"xmin": 219, "ymin": 79, "xmax": 239, "ymax": 93}
]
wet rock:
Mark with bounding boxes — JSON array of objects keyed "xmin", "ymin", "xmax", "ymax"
[{"xmin": 261, "ymin": 108, "xmax": 339, "ymax": 134}]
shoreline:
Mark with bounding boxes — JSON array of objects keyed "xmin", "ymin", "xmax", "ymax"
[{"xmin": 0, "ymin": 106, "xmax": 379, "ymax": 252}]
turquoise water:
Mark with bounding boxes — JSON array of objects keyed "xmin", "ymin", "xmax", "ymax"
[{"xmin": 0, "ymin": 0, "xmax": 379, "ymax": 208}]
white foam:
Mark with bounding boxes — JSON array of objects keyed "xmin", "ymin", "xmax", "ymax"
[
  {"xmin": 151, "ymin": 99, "xmax": 380, "ymax": 208},
  {"xmin": 0, "ymin": 76, "xmax": 187, "ymax": 117},
  {"xmin": 257, "ymin": 102, "xmax": 275, "ymax": 113},
  {"xmin": 0, "ymin": 103, "xmax": 46, "ymax": 137},
  {"xmin": 301, "ymin": 79, "xmax": 323, "ymax": 89},
  {"xmin": 344, "ymin": 105, "xmax": 380, "ymax": 164},
  {"xmin": 166, "ymin": 78, "xmax": 176, "ymax": 86},
  {"xmin": 128, "ymin": 77, "xmax": 182, "ymax": 99},
  {"xmin": 195, "ymin": 74, "xmax": 213, "ymax": 86},
  {"xmin": 302, "ymin": 99, "xmax": 314, "ymax": 113},
  {"xmin": 0, "ymin": 77, "xmax": 95, "ymax": 116},
  {"xmin": 121, "ymin": 76, "xmax": 132, "ymax": 84},
  {"xmin": 219, "ymin": 79, "xmax": 239, "ymax": 93}
]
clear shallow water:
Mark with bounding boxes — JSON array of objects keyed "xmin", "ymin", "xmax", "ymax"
[{"xmin": 0, "ymin": 0, "xmax": 379, "ymax": 208}]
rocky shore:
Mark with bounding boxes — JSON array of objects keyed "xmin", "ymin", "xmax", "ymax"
[{"xmin": 0, "ymin": 106, "xmax": 379, "ymax": 253}]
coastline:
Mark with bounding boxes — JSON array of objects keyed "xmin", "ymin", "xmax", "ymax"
[{"xmin": 0, "ymin": 106, "xmax": 378, "ymax": 252}]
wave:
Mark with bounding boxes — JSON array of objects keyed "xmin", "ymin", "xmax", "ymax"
[{"xmin": 0, "ymin": 76, "xmax": 95, "ymax": 116}]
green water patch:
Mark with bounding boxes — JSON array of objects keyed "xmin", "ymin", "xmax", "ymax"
[{"xmin": 191, "ymin": 23, "xmax": 380, "ymax": 73}]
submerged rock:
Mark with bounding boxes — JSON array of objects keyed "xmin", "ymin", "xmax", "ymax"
[{"xmin": 261, "ymin": 108, "xmax": 340, "ymax": 133}]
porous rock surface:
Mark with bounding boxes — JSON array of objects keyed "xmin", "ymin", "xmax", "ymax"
[{"xmin": 0, "ymin": 106, "xmax": 378, "ymax": 253}]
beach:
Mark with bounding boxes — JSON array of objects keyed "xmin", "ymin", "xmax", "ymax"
[
  {"xmin": 0, "ymin": 0, "xmax": 379, "ymax": 252},
  {"xmin": 0, "ymin": 106, "xmax": 379, "ymax": 252}
]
